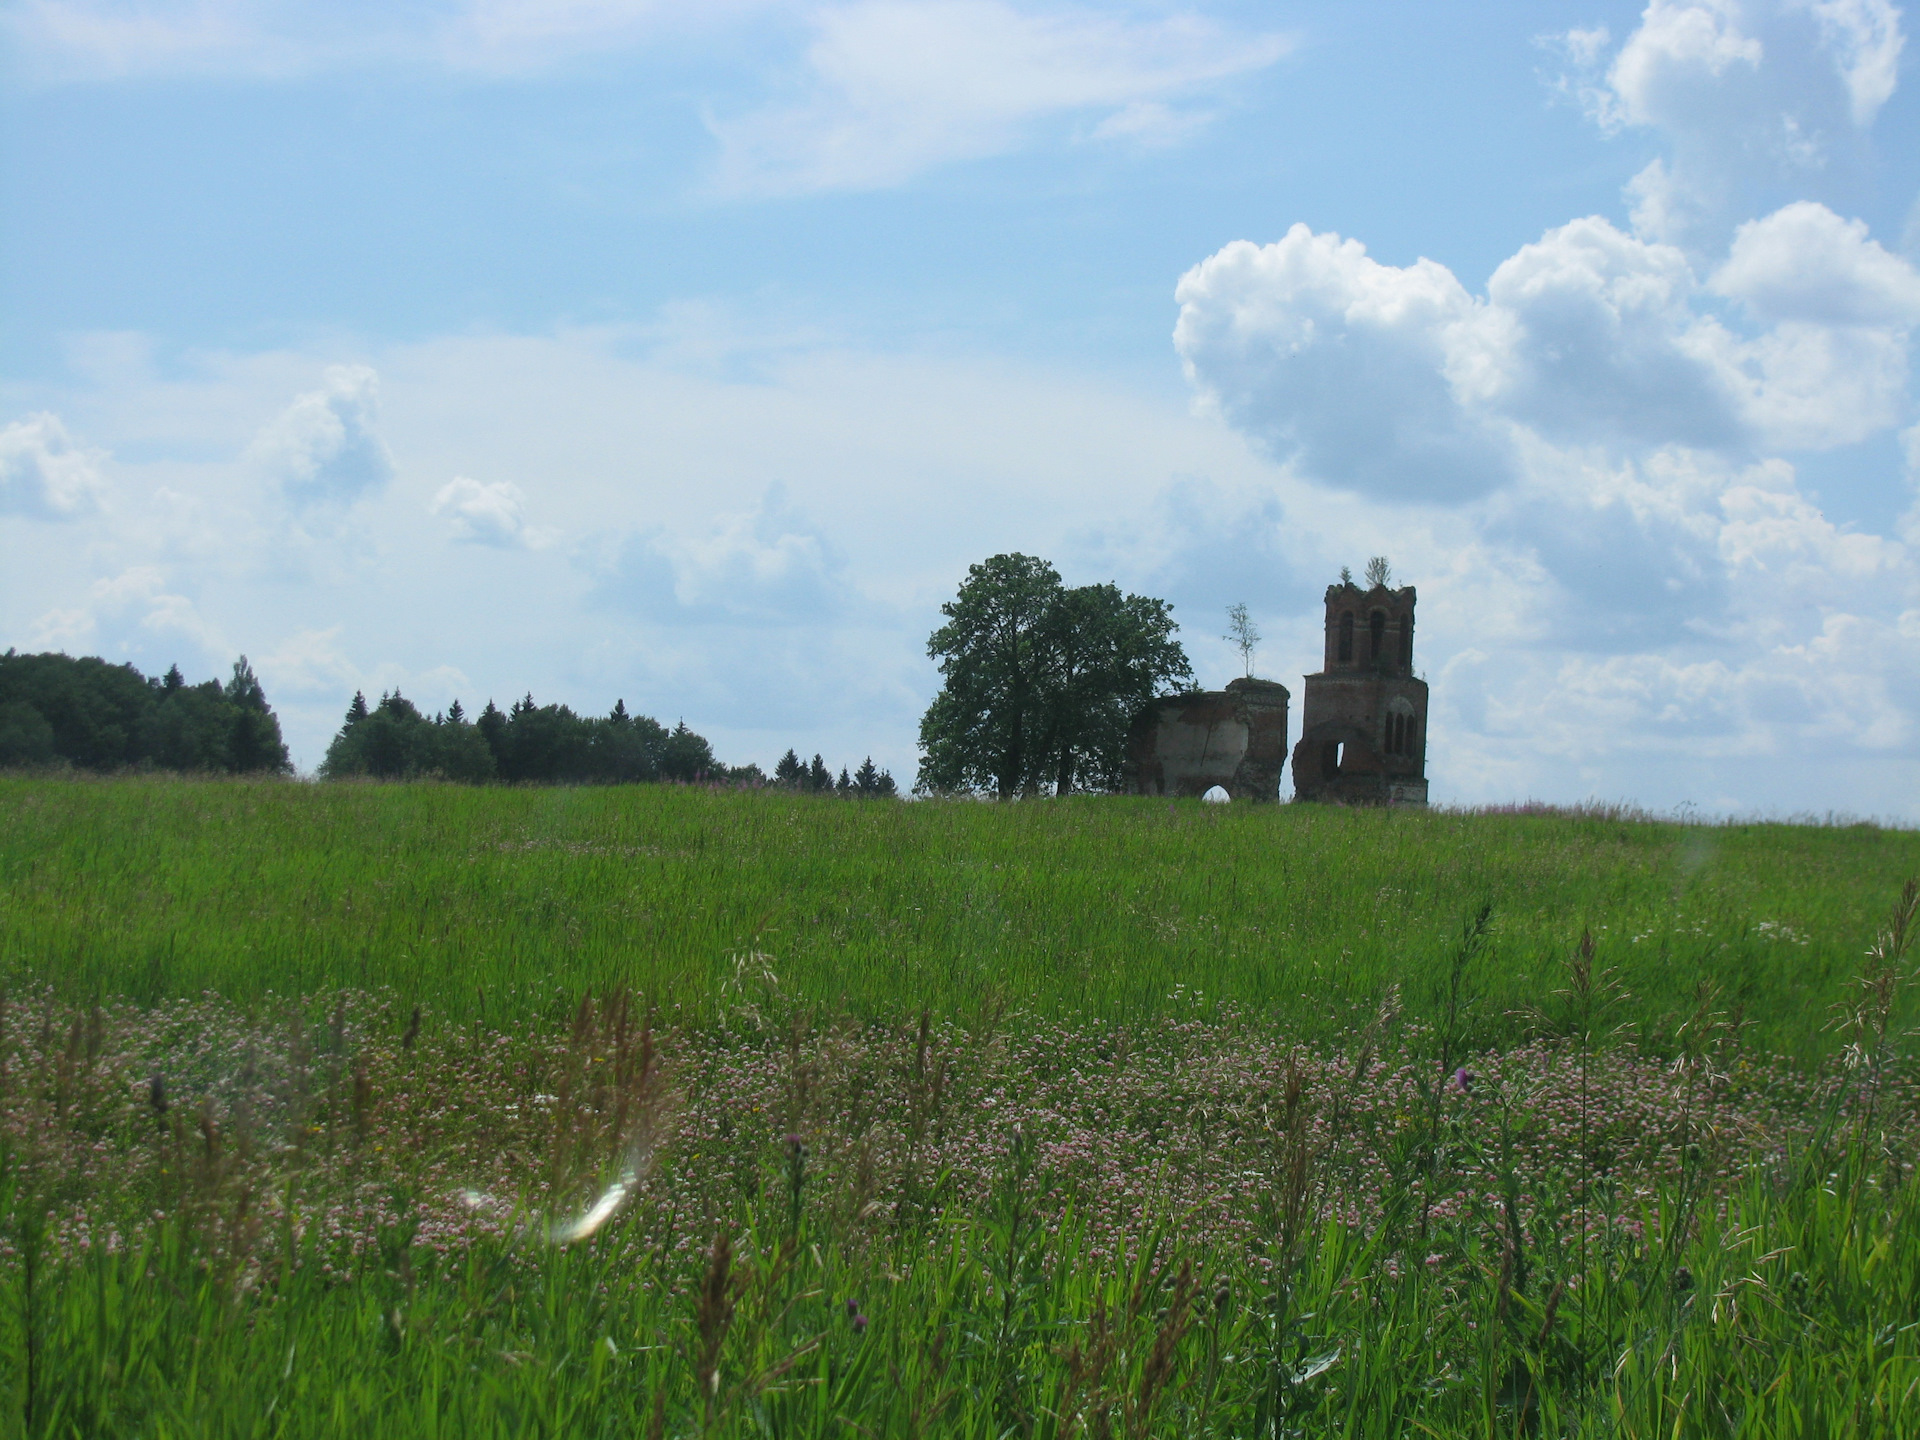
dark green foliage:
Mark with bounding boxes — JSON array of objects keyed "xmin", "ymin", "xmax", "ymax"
[
  {"xmin": 0, "ymin": 650, "xmax": 291, "ymax": 774},
  {"xmin": 320, "ymin": 691, "xmax": 499, "ymax": 781},
  {"xmin": 0, "ymin": 703, "xmax": 56, "ymax": 766},
  {"xmin": 1035, "ymin": 581, "xmax": 1191, "ymax": 794},
  {"xmin": 774, "ymin": 748, "xmax": 805, "ymax": 787},
  {"xmin": 852, "ymin": 756, "xmax": 897, "ymax": 797},
  {"xmin": 919, "ymin": 553, "xmax": 1192, "ymax": 797},
  {"xmin": 659, "ymin": 720, "xmax": 717, "ymax": 782},
  {"xmin": 139, "ymin": 681, "xmax": 240, "ymax": 771},
  {"xmin": 323, "ymin": 690, "xmax": 707, "ymax": 785},
  {"xmin": 770, "ymin": 748, "xmax": 895, "ymax": 798}
]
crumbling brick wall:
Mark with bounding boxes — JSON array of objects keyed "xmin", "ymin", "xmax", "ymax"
[{"xmin": 1125, "ymin": 678, "xmax": 1291, "ymax": 802}]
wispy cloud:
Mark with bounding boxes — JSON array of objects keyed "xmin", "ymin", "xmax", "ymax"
[{"xmin": 706, "ymin": 1, "xmax": 1291, "ymax": 196}]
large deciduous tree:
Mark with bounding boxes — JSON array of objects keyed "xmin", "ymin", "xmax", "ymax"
[
  {"xmin": 0, "ymin": 650, "xmax": 291, "ymax": 774},
  {"xmin": 917, "ymin": 554, "xmax": 1192, "ymax": 798}
]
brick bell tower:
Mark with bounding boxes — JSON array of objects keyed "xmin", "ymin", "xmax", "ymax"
[{"xmin": 1290, "ymin": 574, "xmax": 1428, "ymax": 805}]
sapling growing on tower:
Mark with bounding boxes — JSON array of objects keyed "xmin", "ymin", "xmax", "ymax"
[{"xmin": 1224, "ymin": 602, "xmax": 1260, "ymax": 678}]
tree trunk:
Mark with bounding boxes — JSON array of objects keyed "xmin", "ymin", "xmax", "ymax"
[{"xmin": 998, "ymin": 702, "xmax": 1023, "ymax": 800}]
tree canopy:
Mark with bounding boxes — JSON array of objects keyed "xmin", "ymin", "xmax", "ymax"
[
  {"xmin": 0, "ymin": 650, "xmax": 292, "ymax": 775},
  {"xmin": 320, "ymin": 690, "xmax": 739, "ymax": 786},
  {"xmin": 768, "ymin": 746, "xmax": 896, "ymax": 796},
  {"xmin": 917, "ymin": 554, "xmax": 1192, "ymax": 798}
]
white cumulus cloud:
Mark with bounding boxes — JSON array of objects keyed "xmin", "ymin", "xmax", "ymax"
[
  {"xmin": 1172, "ymin": 224, "xmax": 1511, "ymax": 501},
  {"xmin": 1712, "ymin": 201, "xmax": 1920, "ymax": 325},
  {"xmin": 431, "ymin": 475, "xmax": 551, "ymax": 548},
  {"xmin": 1176, "ymin": 204, "xmax": 1920, "ymax": 502},
  {"xmin": 0, "ymin": 412, "xmax": 107, "ymax": 519},
  {"xmin": 1552, "ymin": 0, "xmax": 1906, "ymax": 251},
  {"xmin": 248, "ymin": 364, "xmax": 395, "ymax": 506},
  {"xmin": 1478, "ymin": 216, "xmax": 1745, "ymax": 450}
]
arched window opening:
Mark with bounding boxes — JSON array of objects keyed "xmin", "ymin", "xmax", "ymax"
[
  {"xmin": 1321, "ymin": 742, "xmax": 1339, "ymax": 778},
  {"xmin": 1202, "ymin": 785, "xmax": 1230, "ymax": 804},
  {"xmin": 1406, "ymin": 717, "xmax": 1418, "ymax": 756},
  {"xmin": 1337, "ymin": 611, "xmax": 1354, "ymax": 663},
  {"xmin": 1399, "ymin": 617, "xmax": 1413, "ymax": 671},
  {"xmin": 1369, "ymin": 610, "xmax": 1386, "ymax": 663}
]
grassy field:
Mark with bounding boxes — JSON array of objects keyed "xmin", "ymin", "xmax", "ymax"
[
  {"xmin": 2, "ymin": 775, "xmax": 1916, "ymax": 1056},
  {"xmin": 2, "ymin": 775, "xmax": 1917, "ymax": 1436}
]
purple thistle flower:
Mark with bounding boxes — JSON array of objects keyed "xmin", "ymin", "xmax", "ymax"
[{"xmin": 1453, "ymin": 1067, "xmax": 1475, "ymax": 1093}]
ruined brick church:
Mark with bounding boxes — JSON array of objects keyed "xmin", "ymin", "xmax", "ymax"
[{"xmin": 1124, "ymin": 574, "xmax": 1429, "ymax": 805}]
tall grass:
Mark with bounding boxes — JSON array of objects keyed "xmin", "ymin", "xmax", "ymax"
[
  {"xmin": 4, "ymin": 775, "xmax": 1916, "ymax": 1055},
  {"xmin": 2, "ymin": 776, "xmax": 1916, "ymax": 1434},
  {"xmin": 0, "ymin": 888, "xmax": 1914, "ymax": 1437}
]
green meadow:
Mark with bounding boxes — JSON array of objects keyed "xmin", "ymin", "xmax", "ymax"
[
  {"xmin": 4, "ymin": 775, "xmax": 1919, "ymax": 1436},
  {"xmin": 2, "ymin": 774, "xmax": 1914, "ymax": 1054}
]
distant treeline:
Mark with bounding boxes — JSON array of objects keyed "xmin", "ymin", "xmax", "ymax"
[
  {"xmin": 0, "ymin": 649, "xmax": 896, "ymax": 793},
  {"xmin": 321, "ymin": 689, "xmax": 897, "ymax": 796},
  {"xmin": 321, "ymin": 691, "xmax": 734, "ymax": 784},
  {"xmin": 773, "ymin": 748, "xmax": 898, "ymax": 797},
  {"xmin": 0, "ymin": 650, "xmax": 291, "ymax": 774}
]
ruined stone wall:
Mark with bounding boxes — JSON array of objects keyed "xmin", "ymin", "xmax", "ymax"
[{"xmin": 1125, "ymin": 677, "xmax": 1290, "ymax": 802}]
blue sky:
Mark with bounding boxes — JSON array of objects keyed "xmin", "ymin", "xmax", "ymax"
[{"xmin": 4, "ymin": 0, "xmax": 1919, "ymax": 815}]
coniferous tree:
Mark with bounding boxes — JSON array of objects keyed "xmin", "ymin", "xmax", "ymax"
[
  {"xmin": 318, "ymin": 681, "xmax": 718, "ymax": 789},
  {"xmin": 477, "ymin": 700, "xmax": 506, "ymax": 762},
  {"xmin": 224, "ymin": 656, "xmax": 292, "ymax": 773},
  {"xmin": 321, "ymin": 688, "xmax": 495, "ymax": 781},
  {"xmin": 835, "ymin": 766, "xmax": 852, "ymax": 795},
  {"xmin": 774, "ymin": 748, "xmax": 805, "ymax": 787},
  {"xmin": 807, "ymin": 754, "xmax": 831, "ymax": 793}
]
